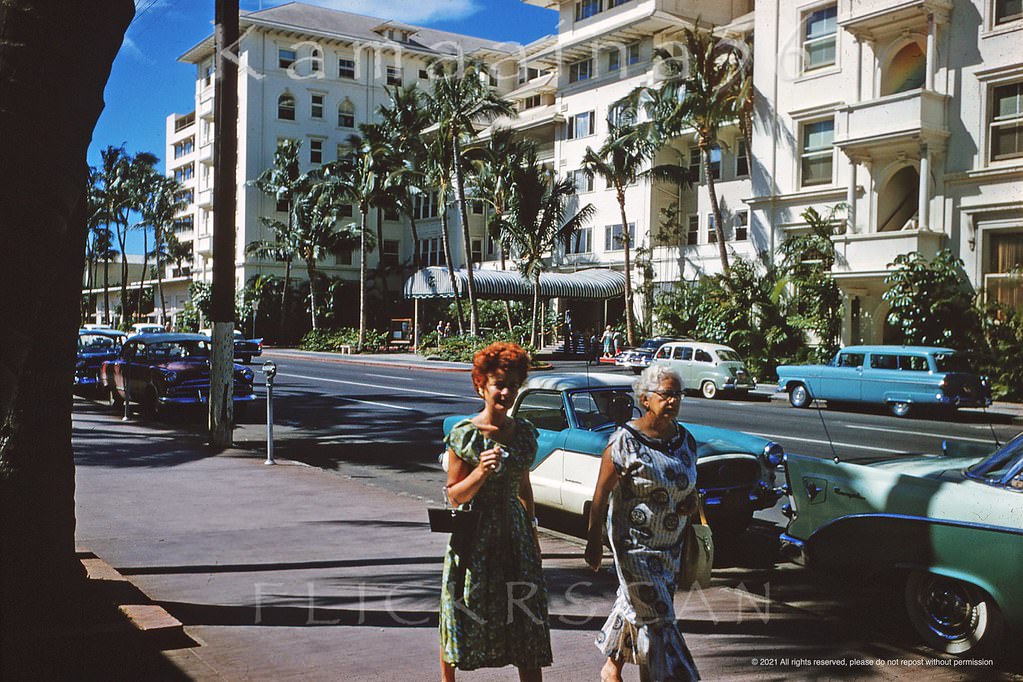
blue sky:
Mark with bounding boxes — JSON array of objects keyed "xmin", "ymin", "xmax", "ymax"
[{"xmin": 90, "ymin": 0, "xmax": 558, "ymax": 253}]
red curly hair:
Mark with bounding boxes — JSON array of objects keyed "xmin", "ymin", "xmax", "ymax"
[{"xmin": 472, "ymin": 342, "xmax": 530, "ymax": 391}]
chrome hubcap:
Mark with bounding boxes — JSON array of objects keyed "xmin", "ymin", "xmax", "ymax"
[{"xmin": 917, "ymin": 576, "xmax": 978, "ymax": 641}]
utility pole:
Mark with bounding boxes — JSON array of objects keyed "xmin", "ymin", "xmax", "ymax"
[{"xmin": 210, "ymin": 0, "xmax": 239, "ymax": 446}]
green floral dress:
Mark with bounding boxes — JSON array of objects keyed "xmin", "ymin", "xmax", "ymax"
[{"xmin": 439, "ymin": 417, "xmax": 553, "ymax": 671}]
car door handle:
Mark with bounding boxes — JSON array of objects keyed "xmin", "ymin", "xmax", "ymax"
[{"xmin": 834, "ymin": 487, "xmax": 864, "ymax": 500}]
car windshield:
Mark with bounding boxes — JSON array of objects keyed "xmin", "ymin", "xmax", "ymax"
[
  {"xmin": 715, "ymin": 349, "xmax": 741, "ymax": 362},
  {"xmin": 79, "ymin": 334, "xmax": 115, "ymax": 350},
  {"xmin": 147, "ymin": 340, "xmax": 211, "ymax": 361},
  {"xmin": 966, "ymin": 433, "xmax": 1023, "ymax": 482},
  {"xmin": 641, "ymin": 339, "xmax": 666, "ymax": 350},
  {"xmin": 570, "ymin": 389, "xmax": 637, "ymax": 431},
  {"xmin": 933, "ymin": 352, "xmax": 972, "ymax": 373}
]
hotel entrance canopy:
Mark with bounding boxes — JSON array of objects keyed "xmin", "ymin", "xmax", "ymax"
[{"xmin": 403, "ymin": 267, "xmax": 626, "ymax": 301}]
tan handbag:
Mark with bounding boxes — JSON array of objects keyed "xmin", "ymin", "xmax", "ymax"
[{"xmin": 679, "ymin": 500, "xmax": 713, "ymax": 591}]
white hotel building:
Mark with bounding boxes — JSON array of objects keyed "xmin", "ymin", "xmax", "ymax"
[{"xmin": 163, "ymin": 0, "xmax": 1022, "ymax": 342}]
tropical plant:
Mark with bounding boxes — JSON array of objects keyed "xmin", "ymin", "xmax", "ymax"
[
  {"xmin": 501, "ymin": 157, "xmax": 595, "ymax": 346},
  {"xmin": 137, "ymin": 173, "xmax": 185, "ymax": 325},
  {"xmin": 580, "ymin": 121, "xmax": 657, "ymax": 346},
  {"xmin": 883, "ymin": 249, "xmax": 979, "ymax": 349},
  {"xmin": 428, "ymin": 60, "xmax": 516, "ymax": 336},
  {"xmin": 778, "ymin": 206, "xmax": 844, "ymax": 361},
  {"xmin": 423, "ymin": 121, "xmax": 464, "ymax": 332}
]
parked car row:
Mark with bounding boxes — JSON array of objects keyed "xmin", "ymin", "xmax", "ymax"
[{"xmin": 615, "ymin": 338, "xmax": 757, "ymax": 399}]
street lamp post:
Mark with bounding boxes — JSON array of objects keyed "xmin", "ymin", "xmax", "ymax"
[{"xmin": 263, "ymin": 360, "xmax": 277, "ymax": 465}]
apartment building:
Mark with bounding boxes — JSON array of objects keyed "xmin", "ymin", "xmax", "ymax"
[{"xmin": 166, "ymin": 0, "xmax": 1021, "ymax": 342}]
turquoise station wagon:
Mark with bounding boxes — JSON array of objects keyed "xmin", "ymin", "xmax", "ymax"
[{"xmin": 776, "ymin": 345, "xmax": 992, "ymax": 418}]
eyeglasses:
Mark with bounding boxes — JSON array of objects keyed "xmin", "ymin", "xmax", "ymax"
[{"xmin": 651, "ymin": 389, "xmax": 684, "ymax": 400}]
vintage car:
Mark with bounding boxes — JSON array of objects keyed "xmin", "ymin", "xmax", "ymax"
[
  {"xmin": 777, "ymin": 346, "xmax": 992, "ymax": 418},
  {"xmin": 199, "ymin": 328, "xmax": 264, "ymax": 364},
  {"xmin": 99, "ymin": 333, "xmax": 257, "ymax": 418},
  {"xmin": 443, "ymin": 373, "xmax": 783, "ymax": 533},
  {"xmin": 650, "ymin": 341, "xmax": 756, "ymax": 399},
  {"xmin": 780, "ymin": 435, "xmax": 1022, "ymax": 655},
  {"xmin": 614, "ymin": 336, "xmax": 685, "ymax": 374},
  {"xmin": 75, "ymin": 328, "xmax": 128, "ymax": 394},
  {"xmin": 130, "ymin": 323, "xmax": 166, "ymax": 336}
]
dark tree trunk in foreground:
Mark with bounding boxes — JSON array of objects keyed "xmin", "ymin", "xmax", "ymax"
[{"xmin": 0, "ymin": 0, "xmax": 134, "ymax": 675}]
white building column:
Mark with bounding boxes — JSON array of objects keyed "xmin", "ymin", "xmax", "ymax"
[
  {"xmin": 853, "ymin": 36, "xmax": 863, "ymax": 103},
  {"xmin": 846, "ymin": 157, "xmax": 858, "ymax": 232},
  {"xmin": 918, "ymin": 143, "xmax": 931, "ymax": 230},
  {"xmin": 925, "ymin": 13, "xmax": 936, "ymax": 91}
]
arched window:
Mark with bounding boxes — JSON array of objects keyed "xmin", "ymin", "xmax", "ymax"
[
  {"xmin": 338, "ymin": 98, "xmax": 355, "ymax": 128},
  {"xmin": 278, "ymin": 93, "xmax": 296, "ymax": 120},
  {"xmin": 311, "ymin": 48, "xmax": 322, "ymax": 73}
]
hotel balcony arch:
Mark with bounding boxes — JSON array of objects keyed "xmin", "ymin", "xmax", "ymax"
[{"xmin": 878, "ymin": 37, "xmax": 927, "ymax": 97}]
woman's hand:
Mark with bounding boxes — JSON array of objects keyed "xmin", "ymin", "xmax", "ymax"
[
  {"xmin": 476, "ymin": 447, "xmax": 503, "ymax": 476},
  {"xmin": 584, "ymin": 537, "xmax": 603, "ymax": 571}
]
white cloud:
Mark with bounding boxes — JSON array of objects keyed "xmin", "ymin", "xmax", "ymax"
[
  {"xmin": 266, "ymin": 0, "xmax": 481, "ymax": 24},
  {"xmin": 120, "ymin": 36, "xmax": 154, "ymax": 65}
]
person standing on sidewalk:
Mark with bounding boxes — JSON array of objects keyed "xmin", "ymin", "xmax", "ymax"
[
  {"xmin": 584, "ymin": 364, "xmax": 701, "ymax": 682},
  {"xmin": 601, "ymin": 325, "xmax": 615, "ymax": 358},
  {"xmin": 439, "ymin": 342, "xmax": 552, "ymax": 681}
]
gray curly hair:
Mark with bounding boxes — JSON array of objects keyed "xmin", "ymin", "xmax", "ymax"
[{"xmin": 633, "ymin": 364, "xmax": 685, "ymax": 405}]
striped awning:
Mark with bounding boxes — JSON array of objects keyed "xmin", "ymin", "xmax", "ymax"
[{"xmin": 403, "ymin": 267, "xmax": 626, "ymax": 301}]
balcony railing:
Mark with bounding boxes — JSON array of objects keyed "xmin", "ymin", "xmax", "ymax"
[
  {"xmin": 831, "ymin": 228, "xmax": 944, "ymax": 274},
  {"xmin": 836, "ymin": 89, "xmax": 947, "ymax": 151}
]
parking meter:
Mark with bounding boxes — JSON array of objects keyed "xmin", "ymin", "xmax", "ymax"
[{"xmin": 263, "ymin": 361, "xmax": 277, "ymax": 465}]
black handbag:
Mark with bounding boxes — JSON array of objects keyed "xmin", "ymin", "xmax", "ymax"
[{"xmin": 428, "ymin": 499, "xmax": 480, "ymax": 557}]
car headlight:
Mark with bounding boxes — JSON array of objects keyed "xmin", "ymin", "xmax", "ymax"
[
  {"xmin": 762, "ymin": 442, "xmax": 784, "ymax": 467},
  {"xmin": 240, "ymin": 369, "xmax": 254, "ymax": 383},
  {"xmin": 158, "ymin": 369, "xmax": 178, "ymax": 384}
]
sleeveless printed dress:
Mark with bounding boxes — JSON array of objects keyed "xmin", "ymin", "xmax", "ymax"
[{"xmin": 596, "ymin": 422, "xmax": 701, "ymax": 682}]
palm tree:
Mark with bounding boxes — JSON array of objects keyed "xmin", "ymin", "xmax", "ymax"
[
  {"xmin": 423, "ymin": 127, "xmax": 465, "ymax": 333},
  {"xmin": 642, "ymin": 25, "xmax": 748, "ymax": 276},
  {"xmin": 325, "ymin": 134, "xmax": 387, "ymax": 351},
  {"xmin": 84, "ymin": 167, "xmax": 109, "ymax": 321},
  {"xmin": 502, "ymin": 159, "xmax": 595, "ymax": 346},
  {"xmin": 254, "ymin": 139, "xmax": 305, "ymax": 338},
  {"xmin": 467, "ymin": 128, "xmax": 537, "ymax": 332},
  {"xmin": 138, "ymin": 174, "xmax": 186, "ymax": 324},
  {"xmin": 580, "ymin": 122, "xmax": 658, "ymax": 347},
  {"xmin": 428, "ymin": 60, "xmax": 516, "ymax": 335}
]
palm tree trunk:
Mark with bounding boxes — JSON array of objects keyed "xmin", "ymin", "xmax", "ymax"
[
  {"xmin": 280, "ymin": 258, "xmax": 292, "ymax": 342},
  {"xmin": 306, "ymin": 258, "xmax": 318, "ymax": 330},
  {"xmin": 358, "ymin": 208, "xmax": 368, "ymax": 351},
  {"xmin": 117, "ymin": 216, "xmax": 129, "ymax": 326},
  {"xmin": 438, "ymin": 194, "xmax": 464, "ymax": 334},
  {"xmin": 136, "ymin": 228, "xmax": 148, "ymax": 319},
  {"xmin": 103, "ymin": 229, "xmax": 111, "ymax": 324},
  {"xmin": 499, "ymin": 240, "xmax": 513, "ymax": 332},
  {"xmin": 703, "ymin": 145, "xmax": 731, "ymax": 277},
  {"xmin": 155, "ymin": 229, "xmax": 166, "ymax": 324},
  {"xmin": 452, "ymin": 136, "xmax": 478, "ymax": 335},
  {"xmin": 530, "ymin": 274, "xmax": 540, "ymax": 347},
  {"xmin": 408, "ymin": 207, "xmax": 420, "ymax": 270},
  {"xmin": 616, "ymin": 189, "xmax": 636, "ymax": 347}
]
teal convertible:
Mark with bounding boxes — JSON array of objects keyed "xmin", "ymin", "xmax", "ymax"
[
  {"xmin": 443, "ymin": 373, "xmax": 783, "ymax": 533},
  {"xmin": 781, "ymin": 434, "xmax": 1022, "ymax": 655}
]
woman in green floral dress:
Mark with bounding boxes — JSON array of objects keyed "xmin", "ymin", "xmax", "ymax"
[{"xmin": 439, "ymin": 342, "xmax": 552, "ymax": 681}]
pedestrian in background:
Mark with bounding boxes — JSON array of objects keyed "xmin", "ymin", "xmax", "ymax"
[
  {"xmin": 585, "ymin": 364, "xmax": 700, "ymax": 682},
  {"xmin": 439, "ymin": 342, "xmax": 552, "ymax": 681},
  {"xmin": 444, "ymin": 321, "xmax": 453, "ymax": 338},
  {"xmin": 601, "ymin": 325, "xmax": 614, "ymax": 357}
]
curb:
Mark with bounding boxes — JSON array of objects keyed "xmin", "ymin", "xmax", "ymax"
[{"xmin": 265, "ymin": 349, "xmax": 471, "ymax": 372}]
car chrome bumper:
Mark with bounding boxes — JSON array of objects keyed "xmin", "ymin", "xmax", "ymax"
[
  {"xmin": 703, "ymin": 482, "xmax": 779, "ymax": 510},
  {"xmin": 937, "ymin": 394, "xmax": 993, "ymax": 408},
  {"xmin": 158, "ymin": 392, "xmax": 258, "ymax": 406},
  {"xmin": 778, "ymin": 533, "xmax": 807, "ymax": 566}
]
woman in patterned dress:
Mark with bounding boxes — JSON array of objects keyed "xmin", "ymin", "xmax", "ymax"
[
  {"xmin": 439, "ymin": 342, "xmax": 552, "ymax": 681},
  {"xmin": 584, "ymin": 364, "xmax": 701, "ymax": 682}
]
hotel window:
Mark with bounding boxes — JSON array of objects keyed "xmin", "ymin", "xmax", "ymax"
[
  {"xmin": 519, "ymin": 66, "xmax": 541, "ymax": 84},
  {"xmin": 382, "ymin": 240, "xmax": 400, "ymax": 265},
  {"xmin": 735, "ymin": 139, "xmax": 749, "ymax": 177},
  {"xmin": 310, "ymin": 93, "xmax": 324, "ymax": 119},
  {"xmin": 176, "ymin": 189, "xmax": 193, "ymax": 205},
  {"xmin": 309, "ymin": 139, "xmax": 323, "ymax": 164},
  {"xmin": 607, "ymin": 102, "xmax": 630, "ymax": 127},
  {"xmin": 569, "ymin": 169, "xmax": 594, "ymax": 193},
  {"xmin": 566, "ymin": 111, "xmax": 595, "ymax": 139},
  {"xmin": 803, "ymin": 5, "xmax": 837, "ymax": 72},
  {"xmin": 470, "ymin": 200, "xmax": 485, "ymax": 215},
  {"xmin": 173, "ymin": 164, "xmax": 194, "ymax": 183},
  {"xmin": 604, "ymin": 223, "xmax": 635, "ymax": 251},
  {"xmin": 203, "ymin": 64, "xmax": 214, "ymax": 87},
  {"xmin": 338, "ymin": 204, "xmax": 353, "ymax": 218},
  {"xmin": 276, "ymin": 192, "xmax": 290, "ymax": 213},
  {"xmin": 384, "ymin": 206, "xmax": 400, "ymax": 221},
  {"xmin": 310, "ymin": 48, "xmax": 322, "ymax": 73},
  {"xmin": 173, "ymin": 137, "xmax": 194, "ymax": 158},
  {"xmin": 708, "ymin": 145, "xmax": 722, "ymax": 180},
  {"xmin": 386, "ymin": 66, "xmax": 403, "ymax": 86},
  {"xmin": 575, "ymin": 0, "xmax": 602, "ymax": 21},
  {"xmin": 278, "ymin": 93, "xmax": 296, "ymax": 120},
  {"xmin": 607, "ymin": 0, "xmax": 631, "ymax": 7},
  {"xmin": 471, "ymin": 239, "xmax": 483, "ymax": 263},
  {"xmin": 338, "ymin": 98, "xmax": 355, "ymax": 128},
  {"xmin": 419, "ymin": 68, "xmax": 429, "ymax": 80},
  {"xmin": 278, "ymin": 48, "xmax": 296, "ymax": 69},
  {"xmin": 569, "ymin": 58, "xmax": 593, "ymax": 83},
  {"xmin": 521, "ymin": 94, "xmax": 542, "ymax": 110},
  {"xmin": 801, "ymin": 118, "xmax": 835, "ymax": 186},
  {"xmin": 335, "ymin": 247, "xmax": 353, "ymax": 266},
  {"xmin": 686, "ymin": 215, "xmax": 699, "ymax": 246},
  {"xmin": 734, "ymin": 210, "xmax": 749, "ymax": 241},
  {"xmin": 707, "ymin": 214, "xmax": 718, "ymax": 243},
  {"xmin": 173, "ymin": 216, "xmax": 193, "ymax": 233},
  {"xmin": 607, "ymin": 48, "xmax": 621, "ymax": 72},
  {"xmin": 566, "ymin": 227, "xmax": 592, "ymax": 254},
  {"xmin": 688, "ymin": 148, "xmax": 701, "ymax": 182},
  {"xmin": 986, "ymin": 231, "xmax": 1023, "ymax": 308},
  {"xmin": 995, "ymin": 0, "xmax": 1023, "ymax": 24},
  {"xmin": 338, "ymin": 57, "xmax": 356, "ymax": 79},
  {"xmin": 626, "ymin": 42, "xmax": 641, "ymax": 65},
  {"xmin": 415, "ymin": 191, "xmax": 439, "ymax": 219},
  {"xmin": 990, "ymin": 81, "xmax": 1023, "ymax": 161}
]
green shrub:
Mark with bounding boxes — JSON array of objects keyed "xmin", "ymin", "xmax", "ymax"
[
  {"xmin": 423, "ymin": 330, "xmax": 537, "ymax": 364},
  {"xmin": 300, "ymin": 327, "xmax": 388, "ymax": 353}
]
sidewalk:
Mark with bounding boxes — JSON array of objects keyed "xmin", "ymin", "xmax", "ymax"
[{"xmin": 71, "ymin": 407, "xmax": 1018, "ymax": 681}]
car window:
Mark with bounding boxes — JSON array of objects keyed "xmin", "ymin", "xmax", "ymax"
[
  {"xmin": 655, "ymin": 346, "xmax": 671, "ymax": 359},
  {"xmin": 516, "ymin": 390, "xmax": 567, "ymax": 431},
  {"xmin": 899, "ymin": 355, "xmax": 929, "ymax": 371},
  {"xmin": 869, "ymin": 354, "xmax": 898, "ymax": 370},
  {"xmin": 79, "ymin": 334, "xmax": 115, "ymax": 350},
  {"xmin": 967, "ymin": 434, "xmax": 1023, "ymax": 484},
  {"xmin": 838, "ymin": 352, "xmax": 864, "ymax": 368},
  {"xmin": 570, "ymin": 389, "xmax": 635, "ymax": 430},
  {"xmin": 715, "ymin": 349, "xmax": 741, "ymax": 362},
  {"xmin": 694, "ymin": 349, "xmax": 712, "ymax": 363},
  {"xmin": 934, "ymin": 352, "xmax": 971, "ymax": 373}
]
